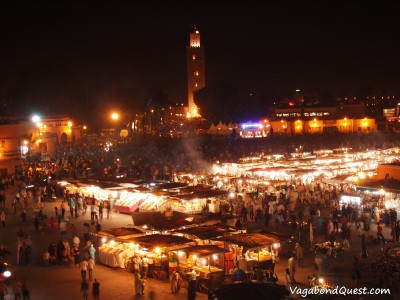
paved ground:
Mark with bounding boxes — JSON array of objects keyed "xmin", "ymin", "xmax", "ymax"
[{"xmin": 0, "ymin": 187, "xmax": 398, "ymax": 299}]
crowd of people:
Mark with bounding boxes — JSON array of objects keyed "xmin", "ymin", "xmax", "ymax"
[{"xmin": 1, "ymin": 131, "xmax": 400, "ymax": 299}]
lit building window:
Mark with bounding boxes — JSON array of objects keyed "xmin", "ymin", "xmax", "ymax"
[
  {"xmin": 195, "ymin": 83, "xmax": 198, "ymax": 88},
  {"xmin": 194, "ymin": 71, "xmax": 199, "ymax": 76},
  {"xmin": 192, "ymin": 54, "xmax": 196, "ymax": 60}
]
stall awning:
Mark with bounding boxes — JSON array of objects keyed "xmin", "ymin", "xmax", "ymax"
[
  {"xmin": 175, "ymin": 225, "xmax": 232, "ymax": 240},
  {"xmin": 97, "ymin": 227, "xmax": 145, "ymax": 238},
  {"xmin": 130, "ymin": 234, "xmax": 193, "ymax": 249},
  {"xmin": 145, "ymin": 219, "xmax": 194, "ymax": 231},
  {"xmin": 214, "ymin": 233, "xmax": 280, "ymax": 249},
  {"xmin": 156, "ymin": 182, "xmax": 189, "ymax": 190},
  {"xmin": 177, "ymin": 190, "xmax": 228, "ymax": 200},
  {"xmin": 176, "ymin": 245, "xmax": 228, "ymax": 256}
]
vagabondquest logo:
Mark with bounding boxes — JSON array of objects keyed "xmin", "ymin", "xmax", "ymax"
[{"xmin": 289, "ymin": 286, "xmax": 391, "ymax": 298}]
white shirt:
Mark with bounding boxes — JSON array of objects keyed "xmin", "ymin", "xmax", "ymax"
[
  {"xmin": 80, "ymin": 260, "xmax": 88, "ymax": 271},
  {"xmin": 190, "ymin": 270, "xmax": 197, "ymax": 281},
  {"xmin": 88, "ymin": 258, "xmax": 95, "ymax": 270}
]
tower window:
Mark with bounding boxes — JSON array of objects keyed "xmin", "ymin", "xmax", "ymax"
[
  {"xmin": 192, "ymin": 54, "xmax": 196, "ymax": 60},
  {"xmin": 194, "ymin": 71, "xmax": 199, "ymax": 76},
  {"xmin": 195, "ymin": 83, "xmax": 198, "ymax": 88}
]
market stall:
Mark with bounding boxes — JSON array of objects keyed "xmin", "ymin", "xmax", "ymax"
[
  {"xmin": 175, "ymin": 224, "xmax": 239, "ymax": 244},
  {"xmin": 128, "ymin": 234, "xmax": 196, "ymax": 279},
  {"xmin": 96, "ymin": 227, "xmax": 146, "ymax": 268},
  {"xmin": 214, "ymin": 233, "xmax": 283, "ymax": 272},
  {"xmin": 173, "ymin": 190, "xmax": 228, "ymax": 215},
  {"xmin": 114, "ymin": 191, "xmax": 153, "ymax": 213},
  {"xmin": 171, "ymin": 245, "xmax": 227, "ymax": 292}
]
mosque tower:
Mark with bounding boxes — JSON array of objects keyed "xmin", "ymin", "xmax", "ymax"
[{"xmin": 186, "ymin": 27, "xmax": 205, "ymax": 117}]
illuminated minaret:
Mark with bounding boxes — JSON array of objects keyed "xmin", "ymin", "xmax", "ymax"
[{"xmin": 186, "ymin": 28, "xmax": 205, "ymax": 117}]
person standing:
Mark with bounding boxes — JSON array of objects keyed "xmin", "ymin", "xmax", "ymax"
[
  {"xmin": 88, "ymin": 244, "xmax": 96, "ymax": 262},
  {"xmin": 71, "ymin": 245, "xmax": 81, "ymax": 268},
  {"xmin": 134, "ymin": 269, "xmax": 142, "ymax": 295},
  {"xmin": 60, "ymin": 201, "xmax": 66, "ymax": 219},
  {"xmin": 0, "ymin": 280, "xmax": 8, "ymax": 300},
  {"xmin": 0, "ymin": 211, "xmax": 5, "ymax": 227},
  {"xmin": 171, "ymin": 270, "xmax": 180, "ymax": 294},
  {"xmin": 80, "ymin": 279, "xmax": 89, "ymax": 300},
  {"xmin": 142, "ymin": 255, "xmax": 149, "ymax": 279},
  {"xmin": 361, "ymin": 233, "xmax": 368, "ymax": 264},
  {"xmin": 92, "ymin": 279, "xmax": 100, "ymax": 300},
  {"xmin": 351, "ymin": 256, "xmax": 361, "ymax": 285},
  {"xmin": 12, "ymin": 279, "xmax": 22, "ymax": 300},
  {"xmin": 295, "ymin": 242, "xmax": 305, "ymax": 268},
  {"xmin": 285, "ymin": 268, "xmax": 291, "ymax": 292},
  {"xmin": 188, "ymin": 278, "xmax": 196, "ymax": 300},
  {"xmin": 88, "ymin": 257, "xmax": 95, "ymax": 280},
  {"xmin": 376, "ymin": 222, "xmax": 386, "ymax": 244},
  {"xmin": 249, "ymin": 203, "xmax": 254, "ymax": 220},
  {"xmin": 21, "ymin": 278, "xmax": 30, "ymax": 300},
  {"xmin": 98, "ymin": 202, "xmax": 104, "ymax": 220},
  {"xmin": 288, "ymin": 254, "xmax": 297, "ymax": 283},
  {"xmin": 21, "ymin": 209, "xmax": 27, "ymax": 223}
]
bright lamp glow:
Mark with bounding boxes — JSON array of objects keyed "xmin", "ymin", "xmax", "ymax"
[
  {"xmin": 111, "ymin": 112, "xmax": 119, "ymax": 120},
  {"xmin": 32, "ymin": 115, "xmax": 40, "ymax": 123},
  {"xmin": 3, "ymin": 270, "xmax": 11, "ymax": 278}
]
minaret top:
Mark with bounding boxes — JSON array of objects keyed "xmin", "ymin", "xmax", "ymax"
[{"xmin": 190, "ymin": 29, "xmax": 201, "ymax": 48}]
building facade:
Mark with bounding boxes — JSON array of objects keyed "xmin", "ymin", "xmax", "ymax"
[{"xmin": 186, "ymin": 28, "xmax": 205, "ymax": 117}]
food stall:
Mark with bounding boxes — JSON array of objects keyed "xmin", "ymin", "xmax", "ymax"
[
  {"xmin": 173, "ymin": 190, "xmax": 228, "ymax": 215},
  {"xmin": 214, "ymin": 233, "xmax": 283, "ymax": 273},
  {"xmin": 96, "ymin": 227, "xmax": 146, "ymax": 268},
  {"xmin": 172, "ymin": 245, "xmax": 227, "ymax": 292},
  {"xmin": 127, "ymin": 234, "xmax": 196, "ymax": 279},
  {"xmin": 176, "ymin": 224, "xmax": 239, "ymax": 245},
  {"xmin": 114, "ymin": 191, "xmax": 153, "ymax": 213},
  {"xmin": 339, "ymin": 194, "xmax": 362, "ymax": 208}
]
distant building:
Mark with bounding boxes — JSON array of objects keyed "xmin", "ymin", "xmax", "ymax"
[
  {"xmin": 238, "ymin": 117, "xmax": 377, "ymax": 137},
  {"xmin": 0, "ymin": 115, "xmax": 81, "ymax": 175},
  {"xmin": 186, "ymin": 28, "xmax": 205, "ymax": 117},
  {"xmin": 274, "ymin": 102, "xmax": 365, "ymax": 120},
  {"xmin": 0, "ymin": 120, "xmax": 23, "ymax": 176}
]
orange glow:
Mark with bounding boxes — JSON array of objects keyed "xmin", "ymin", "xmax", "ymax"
[{"xmin": 111, "ymin": 112, "xmax": 119, "ymax": 120}]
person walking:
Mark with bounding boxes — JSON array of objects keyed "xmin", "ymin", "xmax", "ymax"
[
  {"xmin": 80, "ymin": 259, "xmax": 89, "ymax": 280},
  {"xmin": 80, "ymin": 279, "xmax": 89, "ymax": 300},
  {"xmin": 92, "ymin": 279, "xmax": 100, "ymax": 300},
  {"xmin": 88, "ymin": 257, "xmax": 95, "ymax": 280}
]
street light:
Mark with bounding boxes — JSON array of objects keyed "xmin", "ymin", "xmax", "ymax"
[{"xmin": 111, "ymin": 112, "xmax": 119, "ymax": 141}]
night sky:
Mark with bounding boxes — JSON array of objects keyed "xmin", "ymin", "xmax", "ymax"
[{"xmin": 1, "ymin": 1, "xmax": 399, "ymax": 125}]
